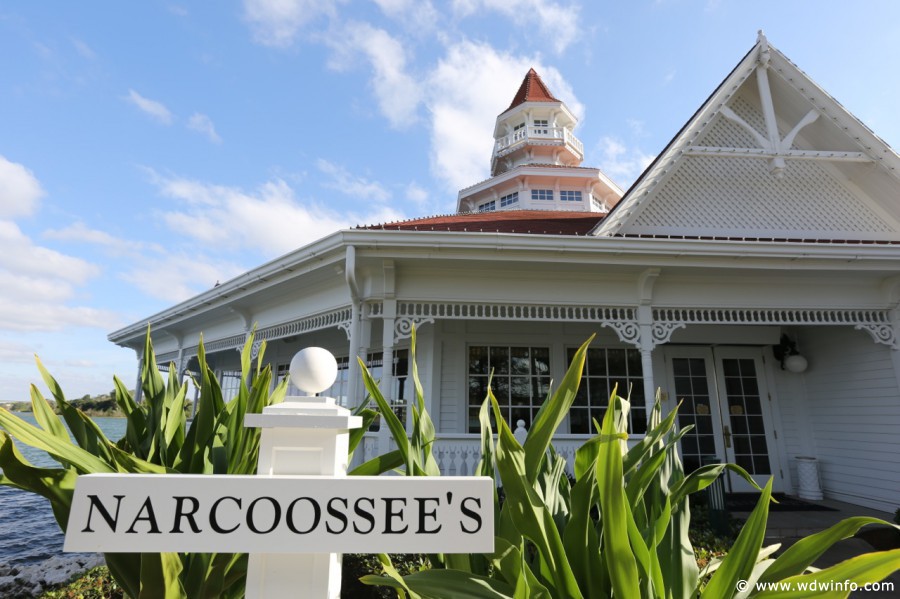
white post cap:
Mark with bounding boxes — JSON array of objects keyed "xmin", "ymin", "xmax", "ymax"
[{"xmin": 289, "ymin": 347, "xmax": 338, "ymax": 394}]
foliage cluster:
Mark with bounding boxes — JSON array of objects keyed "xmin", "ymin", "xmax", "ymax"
[
  {"xmin": 360, "ymin": 334, "xmax": 900, "ymax": 598},
  {"xmin": 0, "ymin": 331, "xmax": 287, "ymax": 598},
  {"xmin": 3, "ymin": 328, "xmax": 899, "ymax": 598}
]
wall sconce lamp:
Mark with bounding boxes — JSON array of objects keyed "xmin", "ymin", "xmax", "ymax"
[{"xmin": 772, "ymin": 334, "xmax": 808, "ymax": 373}]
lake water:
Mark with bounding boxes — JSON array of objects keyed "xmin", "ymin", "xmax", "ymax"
[{"xmin": 0, "ymin": 414, "xmax": 127, "ymax": 567}]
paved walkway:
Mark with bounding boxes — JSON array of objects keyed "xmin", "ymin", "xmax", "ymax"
[{"xmin": 732, "ymin": 498, "xmax": 900, "ymax": 597}]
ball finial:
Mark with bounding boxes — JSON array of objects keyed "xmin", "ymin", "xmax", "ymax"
[{"xmin": 289, "ymin": 347, "xmax": 338, "ymax": 394}]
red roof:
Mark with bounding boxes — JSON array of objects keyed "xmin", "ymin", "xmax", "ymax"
[
  {"xmin": 504, "ymin": 69, "xmax": 561, "ymax": 113},
  {"xmin": 359, "ymin": 210, "xmax": 604, "ymax": 236}
]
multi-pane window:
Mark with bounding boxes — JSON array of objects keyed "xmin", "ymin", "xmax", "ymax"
[
  {"xmin": 366, "ymin": 350, "xmax": 410, "ymax": 425},
  {"xmin": 478, "ymin": 200, "xmax": 496, "ymax": 212},
  {"xmin": 560, "ymin": 190, "xmax": 583, "ymax": 202},
  {"xmin": 513, "ymin": 122, "xmax": 526, "ymax": 140},
  {"xmin": 591, "ymin": 196, "xmax": 605, "ymax": 211},
  {"xmin": 316, "ymin": 356, "xmax": 351, "ymax": 405},
  {"xmin": 533, "ymin": 119, "xmax": 549, "ymax": 134},
  {"xmin": 671, "ymin": 358, "xmax": 716, "ymax": 474},
  {"xmin": 722, "ymin": 358, "xmax": 770, "ymax": 475},
  {"xmin": 567, "ymin": 347, "xmax": 646, "ymax": 435},
  {"xmin": 531, "ymin": 189, "xmax": 553, "ymax": 201},
  {"xmin": 468, "ymin": 346, "xmax": 550, "ymax": 433},
  {"xmin": 500, "ymin": 192, "xmax": 519, "ymax": 207}
]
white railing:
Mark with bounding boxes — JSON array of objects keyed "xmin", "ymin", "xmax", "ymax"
[
  {"xmin": 493, "ymin": 126, "xmax": 584, "ymax": 158},
  {"xmin": 352, "ymin": 431, "xmax": 643, "ymax": 479}
]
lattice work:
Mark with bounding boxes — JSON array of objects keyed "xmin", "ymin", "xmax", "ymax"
[
  {"xmin": 628, "ymin": 154, "xmax": 894, "ymax": 236},
  {"xmin": 654, "ymin": 307, "xmax": 890, "ymax": 325},
  {"xmin": 396, "ymin": 301, "xmax": 636, "ymax": 323},
  {"xmin": 696, "ymin": 95, "xmax": 766, "ymax": 149},
  {"xmin": 256, "ymin": 307, "xmax": 353, "ymax": 341}
]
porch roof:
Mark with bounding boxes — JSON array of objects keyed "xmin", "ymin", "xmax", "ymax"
[{"xmin": 358, "ymin": 210, "xmax": 604, "ymax": 235}]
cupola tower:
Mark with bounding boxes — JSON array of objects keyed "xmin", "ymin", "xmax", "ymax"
[{"xmin": 457, "ymin": 69, "xmax": 622, "ymax": 214}]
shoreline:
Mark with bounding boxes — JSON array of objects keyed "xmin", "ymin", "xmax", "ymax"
[{"xmin": 0, "ymin": 554, "xmax": 104, "ymax": 598}]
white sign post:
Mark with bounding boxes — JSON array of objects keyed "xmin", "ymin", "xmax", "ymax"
[
  {"xmin": 64, "ymin": 347, "xmax": 494, "ymax": 598},
  {"xmin": 243, "ymin": 347, "xmax": 359, "ymax": 599}
]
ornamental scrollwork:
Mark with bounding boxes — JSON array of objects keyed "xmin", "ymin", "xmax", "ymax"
[
  {"xmin": 394, "ymin": 317, "xmax": 435, "ymax": 343},
  {"xmin": 651, "ymin": 322, "xmax": 686, "ymax": 348},
  {"xmin": 337, "ymin": 319, "xmax": 353, "ymax": 341},
  {"xmin": 854, "ymin": 324, "xmax": 900, "ymax": 350},
  {"xmin": 250, "ymin": 339, "xmax": 264, "ymax": 360},
  {"xmin": 601, "ymin": 321, "xmax": 641, "ymax": 348}
]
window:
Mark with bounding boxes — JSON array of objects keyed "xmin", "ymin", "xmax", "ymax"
[
  {"xmin": 468, "ymin": 345, "xmax": 550, "ymax": 433},
  {"xmin": 566, "ymin": 347, "xmax": 646, "ymax": 434},
  {"xmin": 500, "ymin": 192, "xmax": 519, "ymax": 207},
  {"xmin": 591, "ymin": 196, "xmax": 605, "ymax": 211},
  {"xmin": 512, "ymin": 122, "xmax": 525, "ymax": 140},
  {"xmin": 531, "ymin": 189, "xmax": 553, "ymax": 201},
  {"xmin": 365, "ymin": 350, "xmax": 410, "ymax": 425},
  {"xmin": 560, "ymin": 190, "xmax": 583, "ymax": 202},
  {"xmin": 478, "ymin": 200, "xmax": 496, "ymax": 212},
  {"xmin": 533, "ymin": 119, "xmax": 549, "ymax": 135}
]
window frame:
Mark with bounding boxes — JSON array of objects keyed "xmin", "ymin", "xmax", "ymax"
[
  {"xmin": 531, "ymin": 189, "xmax": 553, "ymax": 201},
  {"xmin": 559, "ymin": 190, "xmax": 583, "ymax": 202}
]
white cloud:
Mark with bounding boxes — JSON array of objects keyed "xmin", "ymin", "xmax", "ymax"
[
  {"xmin": 452, "ymin": 0, "xmax": 581, "ymax": 54},
  {"xmin": 405, "ymin": 182, "xmax": 428, "ymax": 207},
  {"xmin": 187, "ymin": 112, "xmax": 222, "ymax": 143},
  {"xmin": 126, "ymin": 89, "xmax": 173, "ymax": 125},
  {"xmin": 373, "ymin": 0, "xmax": 439, "ymax": 32},
  {"xmin": 71, "ymin": 38, "xmax": 96, "ymax": 60},
  {"xmin": 150, "ymin": 172, "xmax": 405, "ymax": 256},
  {"xmin": 327, "ymin": 22, "xmax": 422, "ymax": 128},
  {"xmin": 425, "ymin": 40, "xmax": 583, "ymax": 191},
  {"xmin": 121, "ymin": 252, "xmax": 246, "ymax": 303},
  {"xmin": 243, "ymin": 0, "xmax": 339, "ymax": 47},
  {"xmin": 0, "ymin": 155, "xmax": 44, "ymax": 218},
  {"xmin": 43, "ymin": 222, "xmax": 163, "ymax": 254},
  {"xmin": 597, "ymin": 136, "xmax": 655, "ymax": 188},
  {"xmin": 316, "ymin": 159, "xmax": 390, "ymax": 201},
  {"xmin": 0, "ymin": 221, "xmax": 116, "ymax": 331}
]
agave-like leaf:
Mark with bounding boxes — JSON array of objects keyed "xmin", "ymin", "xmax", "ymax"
[
  {"xmin": 758, "ymin": 517, "xmax": 900, "ymax": 584},
  {"xmin": 139, "ymin": 552, "xmax": 186, "ymax": 599},
  {"xmin": 596, "ymin": 392, "xmax": 641, "ymax": 598},
  {"xmin": 701, "ymin": 477, "xmax": 773, "ymax": 597},
  {"xmin": 0, "ymin": 409, "xmax": 114, "ymax": 473},
  {"xmin": 523, "ymin": 335, "xmax": 593, "ymax": 485},
  {"xmin": 490, "ymin": 392, "xmax": 584, "ymax": 598},
  {"xmin": 753, "ymin": 548, "xmax": 900, "ymax": 599},
  {"xmin": 364, "ymin": 568, "xmax": 515, "ymax": 599}
]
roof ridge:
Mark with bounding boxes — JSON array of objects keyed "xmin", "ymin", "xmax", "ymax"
[{"xmin": 504, "ymin": 68, "xmax": 561, "ymax": 113}]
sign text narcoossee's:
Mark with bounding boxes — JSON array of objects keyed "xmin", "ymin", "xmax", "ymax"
[{"xmin": 65, "ymin": 474, "xmax": 494, "ymax": 554}]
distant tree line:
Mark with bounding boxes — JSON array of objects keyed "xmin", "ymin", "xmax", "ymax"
[{"xmin": 3, "ymin": 391, "xmax": 124, "ymax": 417}]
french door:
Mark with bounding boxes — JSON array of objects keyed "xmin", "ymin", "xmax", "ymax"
[{"xmin": 664, "ymin": 347, "xmax": 781, "ymax": 493}]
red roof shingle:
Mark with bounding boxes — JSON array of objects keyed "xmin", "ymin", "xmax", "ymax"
[
  {"xmin": 359, "ymin": 210, "xmax": 604, "ymax": 236},
  {"xmin": 504, "ymin": 69, "xmax": 561, "ymax": 113}
]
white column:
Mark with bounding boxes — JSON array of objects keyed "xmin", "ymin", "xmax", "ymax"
[
  {"xmin": 244, "ymin": 348, "xmax": 362, "ymax": 599},
  {"xmin": 637, "ymin": 305, "xmax": 656, "ymax": 406},
  {"xmin": 379, "ymin": 300, "xmax": 397, "ymax": 454}
]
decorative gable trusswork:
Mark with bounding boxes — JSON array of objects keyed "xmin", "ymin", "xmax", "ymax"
[{"xmin": 596, "ymin": 32, "xmax": 900, "ymax": 242}]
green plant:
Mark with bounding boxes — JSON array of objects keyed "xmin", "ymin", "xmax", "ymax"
[
  {"xmin": 0, "ymin": 329, "xmax": 289, "ymax": 599},
  {"xmin": 361, "ymin": 335, "xmax": 900, "ymax": 598}
]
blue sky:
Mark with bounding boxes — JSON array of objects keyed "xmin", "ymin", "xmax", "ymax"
[{"xmin": 1, "ymin": 1, "xmax": 899, "ymax": 400}]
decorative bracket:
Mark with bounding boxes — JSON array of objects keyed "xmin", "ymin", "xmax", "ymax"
[
  {"xmin": 651, "ymin": 322, "xmax": 686, "ymax": 348},
  {"xmin": 337, "ymin": 319, "xmax": 353, "ymax": 341},
  {"xmin": 854, "ymin": 324, "xmax": 900, "ymax": 350},
  {"xmin": 250, "ymin": 339, "xmax": 264, "ymax": 360},
  {"xmin": 601, "ymin": 321, "xmax": 641, "ymax": 348},
  {"xmin": 394, "ymin": 317, "xmax": 434, "ymax": 343}
]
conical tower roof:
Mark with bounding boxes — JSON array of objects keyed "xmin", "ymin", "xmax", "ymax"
[{"xmin": 504, "ymin": 68, "xmax": 560, "ymax": 113}]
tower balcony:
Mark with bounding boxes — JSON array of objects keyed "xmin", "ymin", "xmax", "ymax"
[{"xmin": 492, "ymin": 126, "xmax": 584, "ymax": 163}]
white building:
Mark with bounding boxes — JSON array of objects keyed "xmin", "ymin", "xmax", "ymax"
[{"xmin": 110, "ymin": 34, "xmax": 900, "ymax": 512}]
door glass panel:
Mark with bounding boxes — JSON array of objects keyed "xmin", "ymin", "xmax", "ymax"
[
  {"xmin": 671, "ymin": 357, "xmax": 715, "ymax": 473},
  {"xmin": 721, "ymin": 358, "xmax": 771, "ymax": 475}
]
